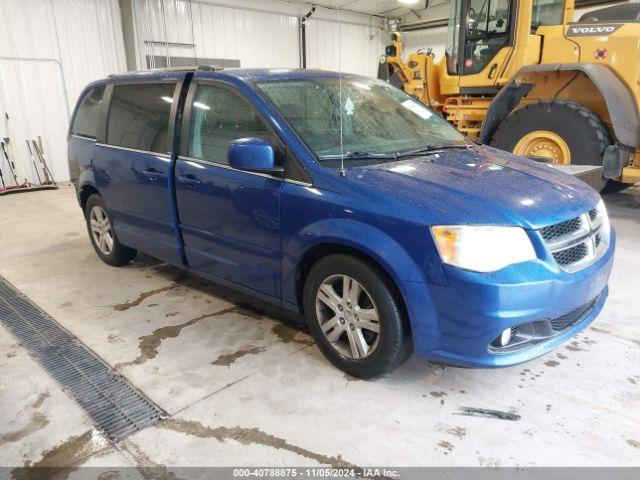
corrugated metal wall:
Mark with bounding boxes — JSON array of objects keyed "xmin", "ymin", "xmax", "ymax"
[
  {"xmin": 0, "ymin": 0, "xmax": 126, "ymax": 183},
  {"xmin": 306, "ymin": 17, "xmax": 383, "ymax": 77},
  {"xmin": 132, "ymin": 0, "xmax": 300, "ymax": 69},
  {"xmin": 131, "ymin": 0, "xmax": 384, "ymax": 77}
]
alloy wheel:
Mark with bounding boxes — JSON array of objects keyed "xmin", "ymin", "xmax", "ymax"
[
  {"xmin": 315, "ymin": 274, "xmax": 380, "ymax": 359},
  {"xmin": 89, "ymin": 205, "xmax": 114, "ymax": 255}
]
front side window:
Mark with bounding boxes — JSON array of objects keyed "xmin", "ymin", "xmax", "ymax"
[
  {"xmin": 72, "ymin": 86, "xmax": 105, "ymax": 139},
  {"xmin": 188, "ymin": 85, "xmax": 272, "ymax": 165},
  {"xmin": 463, "ymin": 0, "xmax": 512, "ymax": 75},
  {"xmin": 107, "ymin": 83, "xmax": 176, "ymax": 153},
  {"xmin": 532, "ymin": 0, "xmax": 565, "ymax": 28},
  {"xmin": 257, "ymin": 77, "xmax": 467, "ymax": 168}
]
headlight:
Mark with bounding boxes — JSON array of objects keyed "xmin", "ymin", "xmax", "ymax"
[{"xmin": 431, "ymin": 225, "xmax": 537, "ymax": 272}]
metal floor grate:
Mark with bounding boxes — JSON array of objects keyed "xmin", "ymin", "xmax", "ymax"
[{"xmin": 0, "ymin": 276, "xmax": 166, "ymax": 441}]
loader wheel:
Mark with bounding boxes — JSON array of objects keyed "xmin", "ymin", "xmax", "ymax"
[{"xmin": 491, "ymin": 100, "xmax": 611, "ymax": 167}]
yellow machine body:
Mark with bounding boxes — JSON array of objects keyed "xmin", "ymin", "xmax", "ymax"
[{"xmin": 384, "ymin": 0, "xmax": 640, "ymax": 184}]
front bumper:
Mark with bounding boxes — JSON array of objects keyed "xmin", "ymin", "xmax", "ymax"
[{"xmin": 407, "ymin": 230, "xmax": 616, "ymax": 368}]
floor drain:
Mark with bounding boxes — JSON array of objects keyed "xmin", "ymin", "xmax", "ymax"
[{"xmin": 0, "ymin": 276, "xmax": 166, "ymax": 441}]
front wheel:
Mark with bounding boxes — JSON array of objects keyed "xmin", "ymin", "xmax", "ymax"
[
  {"xmin": 84, "ymin": 194, "xmax": 137, "ymax": 266},
  {"xmin": 303, "ymin": 254, "xmax": 412, "ymax": 379}
]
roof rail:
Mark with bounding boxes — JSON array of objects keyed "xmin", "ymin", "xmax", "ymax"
[
  {"xmin": 196, "ymin": 64, "xmax": 224, "ymax": 71},
  {"xmin": 108, "ymin": 64, "xmax": 223, "ymax": 78}
]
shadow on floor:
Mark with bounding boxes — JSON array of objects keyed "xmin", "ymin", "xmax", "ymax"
[{"xmin": 126, "ymin": 253, "xmax": 309, "ymax": 335}]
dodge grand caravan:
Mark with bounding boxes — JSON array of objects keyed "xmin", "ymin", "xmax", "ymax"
[{"xmin": 68, "ymin": 67, "xmax": 615, "ymax": 378}]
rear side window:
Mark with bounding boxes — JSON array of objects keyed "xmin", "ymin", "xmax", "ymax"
[
  {"xmin": 72, "ymin": 86, "xmax": 105, "ymax": 139},
  {"xmin": 107, "ymin": 83, "xmax": 176, "ymax": 153},
  {"xmin": 188, "ymin": 85, "xmax": 272, "ymax": 165}
]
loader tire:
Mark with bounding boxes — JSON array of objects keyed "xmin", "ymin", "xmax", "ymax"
[{"xmin": 491, "ymin": 100, "xmax": 611, "ymax": 168}]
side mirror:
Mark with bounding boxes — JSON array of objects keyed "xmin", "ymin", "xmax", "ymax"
[{"xmin": 228, "ymin": 138, "xmax": 283, "ymax": 174}]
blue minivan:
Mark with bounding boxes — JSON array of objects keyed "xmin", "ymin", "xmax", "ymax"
[{"xmin": 68, "ymin": 67, "xmax": 615, "ymax": 378}]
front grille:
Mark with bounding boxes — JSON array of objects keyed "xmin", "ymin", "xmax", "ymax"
[
  {"xmin": 538, "ymin": 206, "xmax": 607, "ymax": 272},
  {"xmin": 552, "ymin": 242, "xmax": 589, "ymax": 266},
  {"xmin": 550, "ymin": 295, "xmax": 600, "ymax": 331},
  {"xmin": 540, "ymin": 216, "xmax": 583, "ymax": 241}
]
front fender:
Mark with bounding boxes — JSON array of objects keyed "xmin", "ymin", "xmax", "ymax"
[
  {"xmin": 286, "ymin": 218, "xmax": 423, "ymax": 288},
  {"xmin": 281, "ymin": 218, "xmax": 441, "ymax": 352}
]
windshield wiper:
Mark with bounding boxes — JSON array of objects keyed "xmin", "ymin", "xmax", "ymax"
[
  {"xmin": 395, "ymin": 144, "xmax": 473, "ymax": 158},
  {"xmin": 318, "ymin": 144, "xmax": 473, "ymax": 162},
  {"xmin": 318, "ymin": 151, "xmax": 399, "ymax": 161}
]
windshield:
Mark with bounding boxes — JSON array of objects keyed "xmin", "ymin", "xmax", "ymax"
[{"xmin": 256, "ymin": 77, "xmax": 468, "ymax": 168}]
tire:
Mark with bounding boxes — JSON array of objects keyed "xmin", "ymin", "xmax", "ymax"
[
  {"xmin": 491, "ymin": 100, "xmax": 611, "ymax": 188},
  {"xmin": 303, "ymin": 254, "xmax": 412, "ymax": 379},
  {"xmin": 84, "ymin": 194, "xmax": 137, "ymax": 266}
]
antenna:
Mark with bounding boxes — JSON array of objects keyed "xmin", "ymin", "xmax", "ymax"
[{"xmin": 336, "ymin": 1, "xmax": 346, "ymax": 177}]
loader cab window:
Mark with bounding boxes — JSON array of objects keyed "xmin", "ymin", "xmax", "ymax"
[
  {"xmin": 446, "ymin": 0, "xmax": 463, "ymax": 75},
  {"xmin": 532, "ymin": 0, "xmax": 565, "ymax": 29},
  {"xmin": 462, "ymin": 0, "xmax": 512, "ymax": 75}
]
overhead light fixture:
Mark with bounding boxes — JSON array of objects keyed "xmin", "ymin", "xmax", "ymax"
[{"xmin": 398, "ymin": 0, "xmax": 420, "ymax": 4}]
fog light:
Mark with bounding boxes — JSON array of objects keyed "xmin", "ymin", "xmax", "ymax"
[{"xmin": 498, "ymin": 328, "xmax": 512, "ymax": 347}]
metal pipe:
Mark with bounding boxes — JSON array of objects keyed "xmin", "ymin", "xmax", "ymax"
[
  {"xmin": 160, "ymin": 0, "xmax": 170, "ymax": 67},
  {"xmin": 144, "ymin": 40, "xmax": 195, "ymax": 47},
  {"xmin": 300, "ymin": 6, "xmax": 316, "ymax": 69},
  {"xmin": 143, "ymin": 0, "xmax": 157, "ymax": 68},
  {"xmin": 0, "ymin": 56, "xmax": 71, "ymax": 120},
  {"xmin": 188, "ymin": 0, "xmax": 198, "ymax": 66}
]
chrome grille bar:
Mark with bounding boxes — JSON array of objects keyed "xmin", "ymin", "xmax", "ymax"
[{"xmin": 538, "ymin": 207, "xmax": 606, "ymax": 272}]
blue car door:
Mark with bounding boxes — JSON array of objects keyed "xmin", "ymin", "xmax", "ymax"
[
  {"xmin": 174, "ymin": 81, "xmax": 283, "ymax": 298},
  {"xmin": 92, "ymin": 78, "xmax": 184, "ymax": 264}
]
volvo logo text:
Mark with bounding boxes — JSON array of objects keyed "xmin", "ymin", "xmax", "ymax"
[{"xmin": 567, "ymin": 24, "xmax": 623, "ymax": 36}]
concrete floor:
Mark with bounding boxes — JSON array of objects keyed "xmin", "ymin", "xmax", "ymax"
[{"xmin": 0, "ymin": 184, "xmax": 639, "ymax": 476}]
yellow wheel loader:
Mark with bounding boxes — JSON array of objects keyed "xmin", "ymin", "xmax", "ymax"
[{"xmin": 381, "ymin": 0, "xmax": 640, "ymax": 188}]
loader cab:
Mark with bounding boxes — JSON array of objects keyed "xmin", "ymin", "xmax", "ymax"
[
  {"xmin": 444, "ymin": 0, "xmax": 568, "ymax": 88},
  {"xmin": 445, "ymin": 0, "xmax": 515, "ymax": 79}
]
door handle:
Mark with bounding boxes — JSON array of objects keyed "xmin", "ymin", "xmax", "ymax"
[
  {"xmin": 142, "ymin": 169, "xmax": 166, "ymax": 181},
  {"xmin": 177, "ymin": 174, "xmax": 201, "ymax": 188},
  {"xmin": 488, "ymin": 63, "xmax": 498, "ymax": 79}
]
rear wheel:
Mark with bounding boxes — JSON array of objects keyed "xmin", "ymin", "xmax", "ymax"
[
  {"xmin": 491, "ymin": 100, "xmax": 611, "ymax": 187},
  {"xmin": 303, "ymin": 254, "xmax": 412, "ymax": 379},
  {"xmin": 84, "ymin": 194, "xmax": 137, "ymax": 266}
]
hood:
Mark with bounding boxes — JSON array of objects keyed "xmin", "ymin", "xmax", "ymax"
[{"xmin": 346, "ymin": 146, "xmax": 601, "ymax": 230}]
